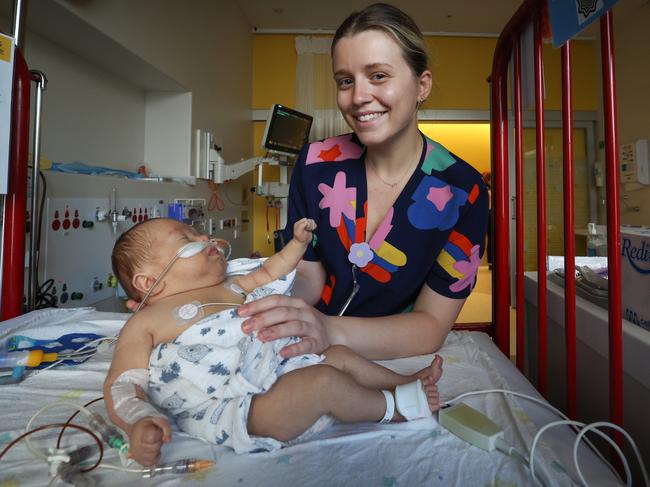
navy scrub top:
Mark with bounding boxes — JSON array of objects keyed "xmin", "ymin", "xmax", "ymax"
[{"xmin": 283, "ymin": 132, "xmax": 489, "ymax": 318}]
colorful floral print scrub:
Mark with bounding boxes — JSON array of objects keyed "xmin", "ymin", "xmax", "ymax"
[{"xmin": 283, "ymin": 132, "xmax": 489, "ymax": 317}]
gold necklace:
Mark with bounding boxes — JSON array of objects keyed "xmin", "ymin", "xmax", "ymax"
[{"xmin": 367, "ymin": 158, "xmax": 414, "ymax": 188}]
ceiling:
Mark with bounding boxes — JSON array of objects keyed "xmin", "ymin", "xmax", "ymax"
[{"xmin": 235, "ymin": 0, "xmax": 524, "ymax": 34}]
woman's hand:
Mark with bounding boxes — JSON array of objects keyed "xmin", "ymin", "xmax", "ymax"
[
  {"xmin": 126, "ymin": 299, "xmax": 140, "ymax": 312},
  {"xmin": 238, "ymin": 295, "xmax": 333, "ymax": 358}
]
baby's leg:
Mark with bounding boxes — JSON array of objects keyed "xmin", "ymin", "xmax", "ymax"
[
  {"xmin": 248, "ymin": 349, "xmax": 444, "ymax": 442},
  {"xmin": 322, "ymin": 345, "xmax": 442, "ymax": 390},
  {"xmin": 248, "ymin": 364, "xmax": 389, "ymax": 442}
]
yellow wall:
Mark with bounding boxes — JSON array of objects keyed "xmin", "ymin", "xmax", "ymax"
[
  {"xmin": 419, "ymin": 123, "xmax": 491, "ymax": 174},
  {"xmin": 251, "ymin": 34, "xmax": 600, "ymax": 254},
  {"xmin": 522, "ymin": 128, "xmax": 590, "ymax": 270},
  {"xmin": 252, "ymin": 35, "xmax": 296, "ymax": 109},
  {"xmin": 612, "ymin": 5, "xmax": 650, "ymax": 226}
]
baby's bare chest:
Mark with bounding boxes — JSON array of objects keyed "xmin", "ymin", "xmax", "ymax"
[{"xmin": 149, "ymin": 283, "xmax": 245, "ymax": 346}]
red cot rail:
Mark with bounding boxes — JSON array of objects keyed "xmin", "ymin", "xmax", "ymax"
[{"xmin": 489, "ymin": 0, "xmax": 623, "ymax": 430}]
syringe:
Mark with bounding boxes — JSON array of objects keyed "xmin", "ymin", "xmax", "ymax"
[
  {"xmin": 0, "ymin": 349, "xmax": 58, "ymax": 367},
  {"xmin": 88, "ymin": 413, "xmax": 128, "ymax": 453},
  {"xmin": 141, "ymin": 459, "xmax": 214, "ymax": 478}
]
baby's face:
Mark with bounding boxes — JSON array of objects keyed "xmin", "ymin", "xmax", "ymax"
[{"xmin": 148, "ymin": 219, "xmax": 228, "ymax": 287}]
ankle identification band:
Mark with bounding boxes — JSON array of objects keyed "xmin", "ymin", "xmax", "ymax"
[{"xmin": 379, "ymin": 390, "xmax": 395, "ymax": 424}]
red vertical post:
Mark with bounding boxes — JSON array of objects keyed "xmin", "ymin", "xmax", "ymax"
[
  {"xmin": 513, "ymin": 40, "xmax": 525, "ymax": 372},
  {"xmin": 490, "ymin": 66, "xmax": 511, "ymax": 356},
  {"xmin": 1, "ymin": 51, "xmax": 30, "ymax": 320},
  {"xmin": 489, "ymin": 0, "xmax": 543, "ymax": 357},
  {"xmin": 600, "ymin": 11, "xmax": 623, "ymax": 431},
  {"xmin": 561, "ymin": 41, "xmax": 577, "ymax": 419},
  {"xmin": 534, "ymin": 15, "xmax": 548, "ymax": 397}
]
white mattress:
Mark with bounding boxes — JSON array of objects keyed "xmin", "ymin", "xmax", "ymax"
[{"xmin": 0, "ymin": 308, "xmax": 620, "ymax": 486}]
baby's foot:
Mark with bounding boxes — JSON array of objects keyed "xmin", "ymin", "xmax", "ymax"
[
  {"xmin": 416, "ymin": 355, "xmax": 443, "ymax": 413},
  {"xmin": 414, "ymin": 354, "xmax": 443, "ymax": 384}
]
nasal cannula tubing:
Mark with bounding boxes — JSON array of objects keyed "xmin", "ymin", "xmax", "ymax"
[{"xmin": 136, "ymin": 238, "xmax": 231, "ymax": 312}]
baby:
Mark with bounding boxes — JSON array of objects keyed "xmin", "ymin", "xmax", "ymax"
[{"xmin": 105, "ymin": 217, "xmax": 443, "ymax": 466}]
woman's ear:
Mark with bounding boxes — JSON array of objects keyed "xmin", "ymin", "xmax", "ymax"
[{"xmin": 418, "ymin": 69, "xmax": 433, "ymax": 104}]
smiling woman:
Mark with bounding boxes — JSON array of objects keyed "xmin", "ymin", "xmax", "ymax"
[{"xmin": 239, "ymin": 3, "xmax": 489, "ymax": 362}]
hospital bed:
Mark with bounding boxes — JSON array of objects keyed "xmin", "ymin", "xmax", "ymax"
[
  {"xmin": 0, "ymin": 0, "xmax": 645, "ymax": 486},
  {"xmin": 0, "ymin": 308, "xmax": 624, "ymax": 486}
]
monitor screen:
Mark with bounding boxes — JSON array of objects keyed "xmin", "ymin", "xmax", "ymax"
[{"xmin": 261, "ymin": 104, "xmax": 313, "ymax": 155}]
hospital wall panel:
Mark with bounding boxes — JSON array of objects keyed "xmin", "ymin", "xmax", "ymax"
[{"xmin": 39, "ymin": 171, "xmax": 253, "ymax": 311}]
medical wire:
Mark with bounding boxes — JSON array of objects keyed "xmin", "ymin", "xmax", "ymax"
[
  {"xmin": 24, "ymin": 401, "xmax": 95, "ymax": 460},
  {"xmin": 196, "ymin": 301, "xmax": 242, "ymax": 309},
  {"xmin": 574, "ymin": 422, "xmax": 648, "ymax": 487},
  {"xmin": 207, "ymin": 181, "xmax": 225, "ymax": 211},
  {"xmin": 0, "ymin": 423, "xmax": 103, "ymax": 472},
  {"xmin": 56, "ymin": 397, "xmax": 105, "ymax": 448},
  {"xmin": 445, "ymin": 389, "xmax": 616, "ymax": 477},
  {"xmin": 445, "ymin": 389, "xmax": 648, "ymax": 486},
  {"xmin": 97, "ymin": 463, "xmax": 143, "ymax": 473},
  {"xmin": 34, "ymin": 170, "xmax": 49, "ymax": 310},
  {"xmin": 529, "ymin": 420, "xmax": 630, "ymax": 487},
  {"xmin": 27, "ymin": 336, "xmax": 117, "ymax": 377}
]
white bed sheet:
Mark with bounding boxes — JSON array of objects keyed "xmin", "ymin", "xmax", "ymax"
[{"xmin": 0, "ymin": 308, "xmax": 620, "ymax": 486}]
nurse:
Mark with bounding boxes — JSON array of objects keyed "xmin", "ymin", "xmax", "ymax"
[{"xmin": 238, "ymin": 3, "xmax": 489, "ymax": 360}]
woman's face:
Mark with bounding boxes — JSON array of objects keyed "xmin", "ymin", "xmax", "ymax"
[{"xmin": 332, "ymin": 30, "xmax": 431, "ymax": 148}]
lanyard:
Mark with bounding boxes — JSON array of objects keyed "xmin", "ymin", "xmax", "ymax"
[{"xmin": 338, "ymin": 264, "xmax": 361, "ymax": 316}]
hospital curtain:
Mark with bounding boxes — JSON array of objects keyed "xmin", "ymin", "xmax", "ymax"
[{"xmin": 295, "ymin": 36, "xmax": 349, "ymax": 141}]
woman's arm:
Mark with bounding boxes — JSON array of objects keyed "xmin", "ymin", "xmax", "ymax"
[
  {"xmin": 238, "ymin": 283, "xmax": 465, "ymax": 361},
  {"xmin": 327, "ymin": 285, "xmax": 465, "ymax": 359}
]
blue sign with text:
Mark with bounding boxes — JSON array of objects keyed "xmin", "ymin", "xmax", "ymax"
[{"xmin": 547, "ymin": 0, "xmax": 621, "ymax": 47}]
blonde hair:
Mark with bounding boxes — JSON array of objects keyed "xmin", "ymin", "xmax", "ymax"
[
  {"xmin": 111, "ymin": 219, "xmax": 160, "ymax": 300},
  {"xmin": 331, "ymin": 3, "xmax": 429, "ymax": 76}
]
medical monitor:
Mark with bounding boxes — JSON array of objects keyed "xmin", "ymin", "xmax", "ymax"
[{"xmin": 261, "ymin": 104, "xmax": 313, "ymax": 156}]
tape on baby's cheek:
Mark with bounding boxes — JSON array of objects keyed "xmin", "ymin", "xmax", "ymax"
[{"xmin": 111, "ymin": 368, "xmax": 165, "ymax": 425}]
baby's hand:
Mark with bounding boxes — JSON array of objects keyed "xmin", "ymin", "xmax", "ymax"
[
  {"xmin": 293, "ymin": 218, "xmax": 316, "ymax": 244},
  {"xmin": 128, "ymin": 416, "xmax": 172, "ymax": 466}
]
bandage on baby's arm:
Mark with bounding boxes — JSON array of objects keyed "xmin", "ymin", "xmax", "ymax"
[
  {"xmin": 104, "ymin": 317, "xmax": 164, "ymax": 428},
  {"xmin": 110, "ymin": 368, "xmax": 165, "ymax": 425}
]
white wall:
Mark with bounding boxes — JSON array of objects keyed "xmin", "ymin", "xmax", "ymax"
[
  {"xmin": 25, "ymin": 31, "xmax": 147, "ymax": 168},
  {"xmin": 54, "ymin": 0, "xmax": 254, "ymax": 165},
  {"xmin": 144, "ymin": 91, "xmax": 192, "ymax": 177}
]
